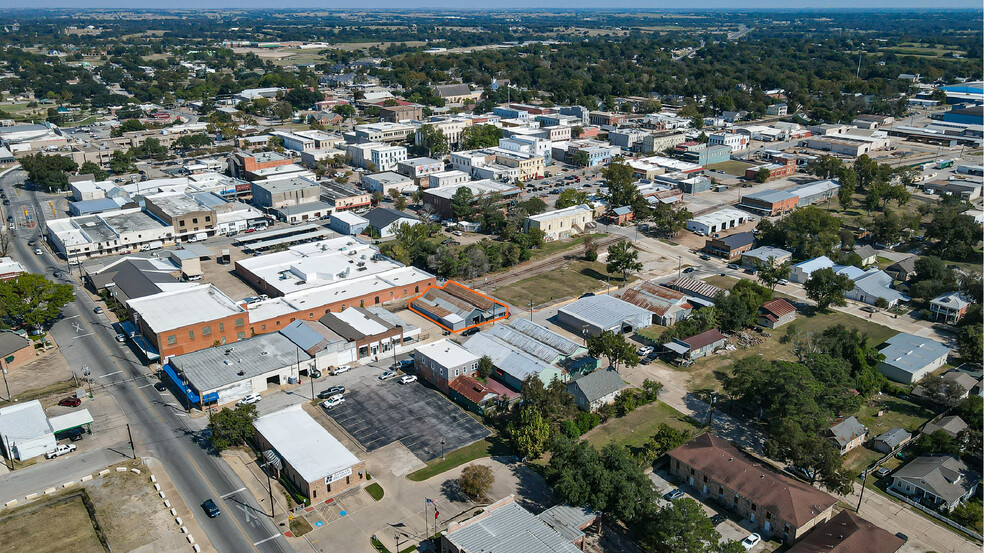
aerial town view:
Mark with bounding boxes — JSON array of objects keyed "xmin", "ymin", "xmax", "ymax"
[{"xmin": 0, "ymin": 4, "xmax": 981, "ymax": 553}]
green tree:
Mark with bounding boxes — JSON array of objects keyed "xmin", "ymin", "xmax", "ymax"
[
  {"xmin": 207, "ymin": 404, "xmax": 258, "ymax": 451},
  {"xmin": 459, "ymin": 464, "xmax": 494, "ymax": 500},
  {"xmin": 332, "ymin": 103, "xmax": 356, "ymax": 118},
  {"xmin": 926, "ymin": 206, "xmax": 980, "ymax": 260},
  {"xmin": 958, "ymin": 323, "xmax": 983, "ymax": 363},
  {"xmin": 756, "ymin": 257, "xmax": 791, "ymax": 291},
  {"xmin": 78, "ymin": 161, "xmax": 108, "ymax": 181},
  {"xmin": 807, "ymin": 155, "xmax": 843, "ymax": 179},
  {"xmin": 517, "ymin": 197, "xmax": 547, "ymax": 215},
  {"xmin": 838, "ymin": 168, "xmax": 857, "ymax": 209},
  {"xmin": 273, "ymin": 100, "xmax": 294, "ymax": 122},
  {"xmin": 477, "ymin": 355, "xmax": 494, "ymax": 380},
  {"xmin": 587, "ymin": 330, "xmax": 639, "ymax": 370},
  {"xmin": 511, "ymin": 405, "xmax": 551, "ymax": 460},
  {"xmin": 804, "ymin": 267, "xmax": 854, "ymax": 311},
  {"xmin": 753, "ymin": 167, "xmax": 771, "ymax": 183},
  {"xmin": 0, "ymin": 274, "xmax": 75, "ymax": 330},
  {"xmin": 461, "ymin": 124, "xmax": 503, "ymax": 149},
  {"xmin": 606, "ymin": 240, "xmax": 642, "ymax": 282},
  {"xmin": 645, "ymin": 497, "xmax": 724, "ymax": 553},
  {"xmin": 555, "ymin": 188, "xmax": 589, "ymax": 209},
  {"xmin": 19, "ymin": 152, "xmax": 78, "ymax": 192},
  {"xmin": 571, "ymin": 150, "xmax": 590, "ymax": 167},
  {"xmin": 650, "ymin": 202, "xmax": 692, "ymax": 237},
  {"xmin": 109, "ymin": 150, "xmax": 136, "ymax": 174},
  {"xmin": 450, "ymin": 186, "xmax": 475, "ymax": 221},
  {"xmin": 601, "ymin": 162, "xmax": 640, "ymax": 208},
  {"xmin": 416, "ymin": 124, "xmax": 449, "ymax": 158},
  {"xmin": 641, "ymin": 424, "xmax": 692, "ymax": 464}
]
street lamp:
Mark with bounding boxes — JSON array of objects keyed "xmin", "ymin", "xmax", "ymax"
[{"xmin": 441, "ymin": 438, "xmax": 446, "ymax": 460}]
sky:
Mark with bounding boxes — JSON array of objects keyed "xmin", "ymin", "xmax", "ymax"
[{"xmin": 4, "ymin": 1, "xmax": 983, "ymax": 8}]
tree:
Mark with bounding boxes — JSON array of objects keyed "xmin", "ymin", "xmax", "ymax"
[
  {"xmin": 804, "ymin": 267, "xmax": 854, "ymax": 311},
  {"xmin": 450, "ymin": 186, "xmax": 475, "ymax": 221},
  {"xmin": 0, "ymin": 227, "xmax": 10, "ymax": 257},
  {"xmin": 807, "ymin": 155, "xmax": 843, "ymax": 179},
  {"xmin": 0, "ymin": 274, "xmax": 75, "ymax": 330},
  {"xmin": 926, "ymin": 207, "xmax": 980, "ymax": 261},
  {"xmin": 587, "ymin": 330, "xmax": 639, "ymax": 370},
  {"xmin": 78, "ymin": 161, "xmax": 108, "ymax": 181},
  {"xmin": 461, "ymin": 124, "xmax": 503, "ymax": 149},
  {"xmin": 510, "ymin": 405, "xmax": 551, "ymax": 460},
  {"xmin": 109, "ymin": 150, "xmax": 136, "ymax": 174},
  {"xmin": 606, "ymin": 240, "xmax": 642, "ymax": 282},
  {"xmin": 477, "ymin": 355, "xmax": 494, "ymax": 380},
  {"xmin": 283, "ymin": 87, "xmax": 321, "ymax": 110},
  {"xmin": 756, "ymin": 206, "xmax": 840, "ymax": 261},
  {"xmin": 394, "ymin": 195, "xmax": 408, "ymax": 211},
  {"xmin": 371, "ymin": 190, "xmax": 385, "ymax": 205},
  {"xmin": 571, "ymin": 150, "xmax": 590, "ymax": 167},
  {"xmin": 273, "ymin": 100, "xmax": 294, "ymax": 122},
  {"xmin": 416, "ymin": 124, "xmax": 449, "ymax": 158},
  {"xmin": 753, "ymin": 167, "xmax": 771, "ymax": 183},
  {"xmin": 958, "ymin": 323, "xmax": 983, "ymax": 363},
  {"xmin": 757, "ymin": 258, "xmax": 791, "ymax": 291},
  {"xmin": 601, "ymin": 162, "xmax": 640, "ymax": 208},
  {"xmin": 19, "ymin": 152, "xmax": 78, "ymax": 192},
  {"xmin": 920, "ymin": 375, "xmax": 968, "ymax": 410},
  {"xmin": 641, "ymin": 424, "xmax": 692, "ymax": 464},
  {"xmin": 207, "ymin": 404, "xmax": 258, "ymax": 451},
  {"xmin": 650, "ymin": 202, "xmax": 692, "ymax": 237},
  {"xmin": 838, "ymin": 168, "xmax": 857, "ymax": 209},
  {"xmin": 332, "ymin": 103, "xmax": 356, "ymax": 118},
  {"xmin": 459, "ymin": 464, "xmax": 494, "ymax": 500},
  {"xmin": 555, "ymin": 188, "xmax": 589, "ymax": 209},
  {"xmin": 571, "ymin": 126, "xmax": 583, "ymax": 139},
  {"xmin": 645, "ymin": 498, "xmax": 724, "ymax": 553},
  {"xmin": 517, "ymin": 197, "xmax": 547, "ymax": 215}
]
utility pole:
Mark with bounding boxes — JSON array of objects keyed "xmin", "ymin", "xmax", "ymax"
[
  {"xmin": 677, "ymin": 255, "xmax": 682, "ymax": 279},
  {"xmin": 856, "ymin": 470, "xmax": 867, "ymax": 513},
  {"xmin": 4, "ymin": 434, "xmax": 14, "ymax": 470},
  {"xmin": 529, "ymin": 299, "xmax": 533, "ymax": 322},
  {"xmin": 1, "ymin": 367, "xmax": 9, "ymax": 401},
  {"xmin": 126, "ymin": 423, "xmax": 135, "ymax": 459}
]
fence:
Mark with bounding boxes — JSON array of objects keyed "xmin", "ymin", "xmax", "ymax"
[{"xmin": 884, "ymin": 486, "xmax": 983, "ymax": 541}]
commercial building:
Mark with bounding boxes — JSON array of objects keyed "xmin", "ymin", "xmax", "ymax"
[
  {"xmin": 642, "ymin": 131, "xmax": 688, "ymax": 154},
  {"xmin": 588, "ymin": 111, "xmax": 626, "ymax": 127},
  {"xmin": 890, "ymin": 455, "xmax": 980, "ymax": 512},
  {"xmin": 363, "ymin": 207, "xmax": 420, "ymax": 238},
  {"xmin": 686, "ymin": 208, "xmax": 750, "ymax": 236},
  {"xmin": 740, "ymin": 246, "xmax": 792, "ymax": 269},
  {"xmin": 397, "ymin": 157, "xmax": 443, "ymax": 183},
  {"xmin": 524, "ymin": 204, "xmax": 593, "ymax": 241},
  {"xmin": 740, "ymin": 189, "xmax": 799, "ymax": 216},
  {"xmin": 432, "ymin": 83, "xmax": 483, "ymax": 104},
  {"xmin": 676, "ymin": 143, "xmax": 732, "ymax": 166},
  {"xmin": 47, "ymin": 208, "xmax": 174, "ymax": 260},
  {"xmin": 319, "ymin": 306, "xmax": 414, "ymax": 360},
  {"xmin": 788, "ymin": 179, "xmax": 840, "ymax": 207},
  {"xmin": 744, "ymin": 159, "xmax": 796, "ymax": 182},
  {"xmin": 253, "ymin": 405, "xmax": 366, "ymax": 501},
  {"xmin": 566, "ymin": 369, "xmax": 625, "ymax": 411},
  {"xmin": 422, "ymin": 180, "xmax": 521, "ymax": 218},
  {"xmin": 442, "ymin": 495, "xmax": 585, "ymax": 553},
  {"xmin": 328, "ymin": 211, "xmax": 369, "ymax": 236},
  {"xmin": 410, "ymin": 282, "xmax": 503, "ymax": 332},
  {"xmin": 702, "ymin": 231, "xmax": 755, "ymax": 260},
  {"xmin": 876, "ymin": 333, "xmax": 951, "ymax": 384},
  {"xmin": 668, "ymin": 433, "xmax": 837, "ymax": 543},
  {"xmin": 0, "ymin": 400, "xmax": 93, "ymax": 461},
  {"xmin": 229, "ymin": 151, "xmax": 295, "ymax": 181},
  {"xmin": 618, "ymin": 281, "xmax": 693, "ymax": 326},
  {"xmin": 322, "ymin": 182, "xmax": 371, "ymax": 211},
  {"xmin": 428, "ymin": 170, "xmax": 471, "ymax": 189},
  {"xmin": 0, "ymin": 257, "xmax": 26, "ymax": 280},
  {"xmin": 379, "ymin": 103, "xmax": 424, "ymax": 123},
  {"xmin": 786, "ymin": 511, "xmax": 904, "ymax": 553},
  {"xmin": 353, "ymin": 122, "xmax": 416, "ymax": 143},
  {"xmin": 414, "ymin": 338, "xmax": 481, "ymax": 394},
  {"xmin": 557, "ymin": 294, "xmax": 654, "ymax": 337},
  {"xmin": 250, "ymin": 177, "xmax": 322, "ymax": 209},
  {"xmin": 922, "ymin": 179, "xmax": 982, "ymax": 201},
  {"xmin": 163, "ymin": 332, "xmax": 313, "ymax": 408},
  {"xmin": 276, "ymin": 201, "xmax": 332, "ymax": 224},
  {"xmin": 144, "ymin": 193, "xmax": 217, "ymax": 239},
  {"xmin": 280, "ymin": 319, "xmax": 357, "ymax": 372},
  {"xmin": 362, "ymin": 172, "xmax": 414, "ymax": 196},
  {"xmin": 665, "ymin": 277, "xmax": 727, "ymax": 305},
  {"xmin": 707, "ymin": 132, "xmax": 749, "ymax": 152}
]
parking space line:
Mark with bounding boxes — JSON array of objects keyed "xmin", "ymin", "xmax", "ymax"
[
  {"xmin": 222, "ymin": 487, "xmax": 247, "ymax": 498},
  {"xmin": 253, "ymin": 534, "xmax": 281, "ymax": 546}
]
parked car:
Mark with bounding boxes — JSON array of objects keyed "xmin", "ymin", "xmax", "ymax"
[
  {"xmin": 452, "ymin": 230, "xmax": 463, "ymax": 236},
  {"xmin": 93, "ymin": 307, "xmax": 104, "ymax": 314},
  {"xmin": 321, "ymin": 396, "xmax": 345, "ymax": 410},
  {"xmin": 379, "ymin": 370, "xmax": 398, "ymax": 381},
  {"xmin": 58, "ymin": 396, "xmax": 82, "ymax": 407},
  {"xmin": 400, "ymin": 375, "xmax": 417, "ymax": 384},
  {"xmin": 777, "ymin": 279, "xmax": 789, "ymax": 286},
  {"xmin": 308, "ymin": 368, "xmax": 322, "ymax": 379},
  {"xmin": 741, "ymin": 533, "xmax": 761, "ymax": 550},
  {"xmin": 894, "ymin": 532, "xmax": 908, "ymax": 542},
  {"xmin": 860, "ymin": 306, "xmax": 878, "ymax": 313},
  {"xmin": 874, "ymin": 467, "xmax": 891, "ymax": 479},
  {"xmin": 332, "ymin": 365, "xmax": 352, "ymax": 375},
  {"xmin": 663, "ymin": 489, "xmax": 685, "ymax": 501},
  {"xmin": 154, "ymin": 382, "xmax": 167, "ymax": 391},
  {"xmin": 727, "ymin": 263, "xmax": 739, "ymax": 270},
  {"xmin": 710, "ymin": 513, "xmax": 727, "ymax": 526},
  {"xmin": 396, "ymin": 358, "xmax": 414, "ymax": 369},
  {"xmin": 44, "ymin": 443, "xmax": 77, "ymax": 459},
  {"xmin": 66, "ymin": 428, "xmax": 85, "ymax": 441},
  {"xmin": 637, "ymin": 346, "xmax": 654, "ymax": 356},
  {"xmin": 237, "ymin": 393, "xmax": 261, "ymax": 406},
  {"xmin": 743, "ymin": 268, "xmax": 756, "ymax": 275},
  {"xmin": 318, "ymin": 386, "xmax": 345, "ymax": 399},
  {"xmin": 34, "ymin": 248, "xmax": 42, "ymax": 255},
  {"xmin": 115, "ymin": 333, "xmax": 127, "ymax": 342},
  {"xmin": 699, "ymin": 254, "xmax": 711, "ymax": 261},
  {"xmin": 683, "ymin": 267, "xmax": 697, "ymax": 274},
  {"xmin": 201, "ymin": 499, "xmax": 221, "ymax": 518}
]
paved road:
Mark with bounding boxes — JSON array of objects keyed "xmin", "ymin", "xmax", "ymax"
[
  {"xmin": 1, "ymin": 170, "xmax": 292, "ymax": 553},
  {"xmin": 0, "ymin": 447, "xmax": 132, "ymax": 504}
]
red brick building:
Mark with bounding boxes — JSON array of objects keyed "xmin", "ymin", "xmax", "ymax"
[
  {"xmin": 0, "ymin": 332, "xmax": 35, "ymax": 372},
  {"xmin": 744, "ymin": 158, "xmax": 797, "ymax": 181},
  {"xmin": 229, "ymin": 151, "xmax": 294, "ymax": 180}
]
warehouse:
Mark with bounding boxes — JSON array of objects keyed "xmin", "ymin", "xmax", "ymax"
[
  {"xmin": 686, "ymin": 208, "xmax": 750, "ymax": 235},
  {"xmin": 328, "ymin": 211, "xmax": 369, "ymax": 235},
  {"xmin": 788, "ymin": 179, "xmax": 840, "ymax": 207},
  {"xmin": 253, "ymin": 405, "xmax": 366, "ymax": 501},
  {"xmin": 739, "ymin": 189, "xmax": 799, "ymax": 216},
  {"xmin": 557, "ymin": 294, "xmax": 654, "ymax": 337},
  {"xmin": 410, "ymin": 282, "xmax": 504, "ymax": 332}
]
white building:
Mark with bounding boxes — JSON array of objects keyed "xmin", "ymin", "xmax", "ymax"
[
  {"xmin": 524, "ymin": 204, "xmax": 594, "ymax": 241},
  {"xmin": 707, "ymin": 132, "xmax": 749, "ymax": 152},
  {"xmin": 685, "ymin": 208, "xmax": 750, "ymax": 235},
  {"xmin": 370, "ymin": 145, "xmax": 408, "ymax": 172},
  {"xmin": 362, "ymin": 172, "xmax": 414, "ymax": 195},
  {"xmin": 47, "ymin": 208, "xmax": 174, "ymax": 259}
]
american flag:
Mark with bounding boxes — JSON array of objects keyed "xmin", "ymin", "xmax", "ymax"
[{"xmin": 425, "ymin": 498, "xmax": 435, "ymax": 504}]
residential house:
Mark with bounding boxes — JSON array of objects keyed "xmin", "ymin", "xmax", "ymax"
[
  {"xmin": 525, "ymin": 204, "xmax": 594, "ymax": 241},
  {"xmin": 890, "ymin": 455, "xmax": 980, "ymax": 511},
  {"xmin": 758, "ymin": 299, "xmax": 797, "ymax": 329},
  {"xmin": 790, "ymin": 256, "xmax": 835, "ymax": 284},
  {"xmin": 566, "ymin": 369, "xmax": 626, "ymax": 411},
  {"xmin": 668, "ymin": 433, "xmax": 838, "ymax": 542},
  {"xmin": 826, "ymin": 416, "xmax": 868, "ymax": 455},
  {"xmin": 618, "ymin": 281, "xmax": 693, "ymax": 326},
  {"xmin": 885, "ymin": 257, "xmax": 917, "ymax": 282},
  {"xmin": 872, "ymin": 427, "xmax": 912, "ymax": 454},
  {"xmin": 877, "ymin": 333, "xmax": 951, "ymax": 384},
  {"xmin": 922, "ymin": 415, "xmax": 969, "ymax": 439},
  {"xmin": 845, "ymin": 269, "xmax": 908, "ymax": 307},
  {"xmin": 362, "ymin": 207, "xmax": 420, "ymax": 238},
  {"xmin": 663, "ymin": 329, "xmax": 727, "ymax": 362},
  {"xmin": 448, "ymin": 375, "xmax": 499, "ymax": 414},
  {"xmin": 0, "ymin": 331, "xmax": 35, "ymax": 372},
  {"xmin": 703, "ymin": 232, "xmax": 755, "ymax": 260},
  {"xmin": 414, "ymin": 338, "xmax": 480, "ymax": 394},
  {"xmin": 740, "ymin": 246, "xmax": 792, "ymax": 270},
  {"xmin": 786, "ymin": 510, "xmax": 904, "ymax": 553},
  {"xmin": 853, "ymin": 245, "xmax": 878, "ymax": 266},
  {"xmin": 929, "ymin": 292, "xmax": 972, "ymax": 325}
]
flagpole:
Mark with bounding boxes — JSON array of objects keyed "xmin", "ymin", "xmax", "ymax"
[{"xmin": 424, "ymin": 498, "xmax": 428, "ymax": 539}]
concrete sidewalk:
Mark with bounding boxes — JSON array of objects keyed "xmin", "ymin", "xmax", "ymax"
[{"xmin": 0, "ymin": 446, "xmax": 132, "ymax": 505}]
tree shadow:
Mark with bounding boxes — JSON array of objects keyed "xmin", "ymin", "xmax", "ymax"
[
  {"xmin": 508, "ymin": 463, "xmax": 554, "ymax": 513},
  {"xmin": 440, "ymin": 478, "xmax": 469, "ymax": 504}
]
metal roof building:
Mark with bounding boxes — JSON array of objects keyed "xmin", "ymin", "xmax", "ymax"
[
  {"xmin": 556, "ymin": 294, "xmax": 654, "ymax": 337},
  {"xmin": 443, "ymin": 496, "xmax": 583, "ymax": 553},
  {"xmin": 876, "ymin": 333, "xmax": 951, "ymax": 384}
]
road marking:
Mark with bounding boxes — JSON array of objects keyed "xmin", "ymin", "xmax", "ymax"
[
  {"xmin": 72, "ymin": 322, "xmax": 84, "ymax": 333},
  {"xmin": 99, "ymin": 370, "xmax": 123, "ymax": 378},
  {"xmin": 221, "ymin": 487, "xmax": 247, "ymax": 498},
  {"xmin": 253, "ymin": 534, "xmax": 281, "ymax": 546},
  {"xmin": 75, "ymin": 332, "xmax": 93, "ymax": 339},
  {"xmin": 239, "ymin": 503, "xmax": 257, "ymax": 523},
  {"xmin": 137, "ymin": 383, "xmax": 153, "ymax": 388}
]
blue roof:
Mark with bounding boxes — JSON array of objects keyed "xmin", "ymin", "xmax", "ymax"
[
  {"xmin": 613, "ymin": 206, "xmax": 632, "ymax": 216},
  {"xmin": 833, "ymin": 264, "xmax": 867, "ymax": 280},
  {"xmin": 69, "ymin": 197, "xmax": 123, "ymax": 215},
  {"xmin": 794, "ymin": 256, "xmax": 835, "ymax": 273}
]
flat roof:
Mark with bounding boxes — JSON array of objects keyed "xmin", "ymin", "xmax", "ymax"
[
  {"xmin": 252, "ymin": 176, "xmax": 320, "ymax": 194},
  {"xmin": 688, "ymin": 208, "xmax": 749, "ymax": 226},
  {"xmin": 364, "ymin": 171, "xmax": 411, "ymax": 185},
  {"xmin": 169, "ymin": 332, "xmax": 310, "ymax": 392},
  {"xmin": 253, "ymin": 405, "xmax": 361, "ymax": 483},
  {"xmin": 127, "ymin": 284, "xmax": 245, "ymax": 334},
  {"xmin": 558, "ymin": 294, "xmax": 652, "ymax": 330},
  {"xmin": 330, "ymin": 211, "xmax": 369, "ymax": 225},
  {"xmin": 424, "ymin": 180, "xmax": 520, "ymax": 200},
  {"xmin": 527, "ymin": 204, "xmax": 592, "ymax": 223},
  {"xmin": 416, "ymin": 338, "xmax": 479, "ymax": 368}
]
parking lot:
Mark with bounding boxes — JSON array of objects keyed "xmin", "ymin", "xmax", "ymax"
[{"xmin": 324, "ymin": 365, "xmax": 490, "ymax": 463}]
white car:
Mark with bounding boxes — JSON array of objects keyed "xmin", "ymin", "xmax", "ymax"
[
  {"xmin": 399, "ymin": 375, "xmax": 417, "ymax": 384},
  {"xmin": 34, "ymin": 248, "xmax": 42, "ymax": 255},
  {"xmin": 741, "ymin": 533, "xmax": 761, "ymax": 550},
  {"xmin": 237, "ymin": 393, "xmax": 261, "ymax": 406},
  {"xmin": 777, "ymin": 279, "xmax": 789, "ymax": 286},
  {"xmin": 321, "ymin": 396, "xmax": 345, "ymax": 410},
  {"xmin": 332, "ymin": 365, "xmax": 352, "ymax": 375},
  {"xmin": 45, "ymin": 443, "xmax": 77, "ymax": 459},
  {"xmin": 636, "ymin": 346, "xmax": 654, "ymax": 356}
]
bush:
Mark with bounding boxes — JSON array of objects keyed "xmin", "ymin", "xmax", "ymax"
[
  {"xmin": 574, "ymin": 411, "xmax": 601, "ymax": 434},
  {"xmin": 874, "ymin": 297, "xmax": 889, "ymax": 309},
  {"xmin": 585, "ymin": 248, "xmax": 598, "ymax": 262}
]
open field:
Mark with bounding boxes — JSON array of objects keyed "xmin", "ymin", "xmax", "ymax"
[
  {"xmin": 707, "ymin": 160, "xmax": 756, "ymax": 177},
  {"xmin": 492, "ymin": 260, "xmax": 632, "ymax": 307},
  {"xmin": 530, "ymin": 233, "xmax": 605, "ymax": 261},
  {"xmin": 0, "ymin": 494, "xmax": 107, "ymax": 553},
  {"xmin": 582, "ymin": 400, "xmax": 700, "ymax": 453}
]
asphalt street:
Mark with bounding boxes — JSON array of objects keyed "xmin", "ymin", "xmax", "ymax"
[{"xmin": 1, "ymin": 169, "xmax": 291, "ymax": 553}]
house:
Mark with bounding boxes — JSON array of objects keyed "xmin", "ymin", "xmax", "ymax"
[
  {"xmin": 663, "ymin": 329, "xmax": 727, "ymax": 362},
  {"xmin": 922, "ymin": 415, "xmax": 968, "ymax": 439},
  {"xmin": 826, "ymin": 416, "xmax": 868, "ymax": 455},
  {"xmin": 687, "ymin": 208, "xmax": 750, "ymax": 236},
  {"xmin": 328, "ymin": 211, "xmax": 369, "ymax": 236},
  {"xmin": 618, "ymin": 281, "xmax": 693, "ymax": 326},
  {"xmin": 703, "ymin": 232, "xmax": 755, "ymax": 260},
  {"xmin": 845, "ymin": 269, "xmax": 907, "ymax": 307},
  {"xmin": 876, "ymin": 333, "xmax": 951, "ymax": 384},
  {"xmin": 253, "ymin": 405, "xmax": 366, "ymax": 502},
  {"xmin": 853, "ymin": 245, "xmax": 878, "ymax": 266},
  {"xmin": 0, "ymin": 400, "xmax": 93, "ymax": 461},
  {"xmin": 410, "ymin": 283, "xmax": 503, "ymax": 332},
  {"xmin": 790, "ymin": 256, "xmax": 835, "ymax": 284},
  {"xmin": 668, "ymin": 433, "xmax": 838, "ymax": 543},
  {"xmin": 758, "ymin": 299, "xmax": 796, "ymax": 329},
  {"xmin": 740, "ymin": 246, "xmax": 792, "ymax": 270},
  {"xmin": 786, "ymin": 510, "xmax": 904, "ymax": 553},
  {"xmin": 414, "ymin": 338, "xmax": 480, "ymax": 393},
  {"xmin": 885, "ymin": 257, "xmax": 917, "ymax": 282},
  {"xmin": 929, "ymin": 292, "xmax": 972, "ymax": 325},
  {"xmin": 566, "ymin": 369, "xmax": 625, "ymax": 411},
  {"xmin": 525, "ymin": 205, "xmax": 594, "ymax": 242},
  {"xmin": 766, "ymin": 104, "xmax": 788, "ymax": 116},
  {"xmin": 872, "ymin": 428, "xmax": 912, "ymax": 454},
  {"xmin": 890, "ymin": 455, "xmax": 980, "ymax": 511},
  {"xmin": 610, "ymin": 206, "xmax": 634, "ymax": 225},
  {"xmin": 362, "ymin": 207, "xmax": 420, "ymax": 238},
  {"xmin": 557, "ymin": 294, "xmax": 654, "ymax": 337},
  {"xmin": 448, "ymin": 375, "xmax": 499, "ymax": 414},
  {"xmin": 442, "ymin": 495, "xmax": 584, "ymax": 553},
  {"xmin": 0, "ymin": 331, "xmax": 36, "ymax": 372},
  {"xmin": 740, "ymin": 189, "xmax": 799, "ymax": 216}
]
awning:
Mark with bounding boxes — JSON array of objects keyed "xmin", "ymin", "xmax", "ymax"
[
  {"xmin": 121, "ymin": 321, "xmax": 160, "ymax": 361},
  {"xmin": 663, "ymin": 341, "xmax": 690, "ymax": 355},
  {"xmin": 49, "ymin": 409, "xmax": 94, "ymax": 433}
]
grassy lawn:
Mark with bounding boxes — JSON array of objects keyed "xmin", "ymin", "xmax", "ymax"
[
  {"xmin": 636, "ymin": 324, "xmax": 669, "ymax": 345},
  {"xmin": 290, "ymin": 516, "xmax": 313, "ymax": 537},
  {"xmin": 493, "ymin": 260, "xmax": 634, "ymax": 307},
  {"xmin": 530, "ymin": 233, "xmax": 606, "ymax": 261},
  {"xmin": 856, "ymin": 394, "xmax": 935, "ymax": 436},
  {"xmin": 365, "ymin": 482, "xmax": 385, "ymax": 501},
  {"xmin": 702, "ymin": 275, "xmax": 740, "ymax": 290},
  {"xmin": 875, "ymin": 256, "xmax": 895, "ymax": 270},
  {"xmin": 0, "ymin": 378, "xmax": 78, "ymax": 408},
  {"xmin": 0, "ymin": 494, "xmax": 106, "ymax": 553},
  {"xmin": 406, "ymin": 434, "xmax": 511, "ymax": 482},
  {"xmin": 707, "ymin": 160, "xmax": 756, "ymax": 177},
  {"xmin": 582, "ymin": 401, "xmax": 700, "ymax": 454}
]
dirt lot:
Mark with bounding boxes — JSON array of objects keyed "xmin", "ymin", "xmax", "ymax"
[
  {"xmin": 83, "ymin": 463, "xmax": 180, "ymax": 553},
  {"xmin": 0, "ymin": 493, "xmax": 106, "ymax": 553},
  {"xmin": 0, "ymin": 346, "xmax": 76, "ymax": 406}
]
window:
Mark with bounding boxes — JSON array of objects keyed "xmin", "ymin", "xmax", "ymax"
[
  {"xmin": 219, "ymin": 323, "xmax": 224, "ymax": 332},
  {"xmin": 202, "ymin": 326, "xmax": 211, "ymax": 336},
  {"xmin": 237, "ymin": 332, "xmax": 246, "ymax": 340},
  {"xmin": 188, "ymin": 330, "xmax": 194, "ymax": 339},
  {"xmin": 192, "ymin": 217, "xmax": 199, "ymax": 224},
  {"xmin": 750, "ymin": 503, "xmax": 757, "ymax": 512},
  {"xmin": 166, "ymin": 335, "xmax": 177, "ymax": 345},
  {"xmin": 703, "ymin": 475, "xmax": 707, "ymax": 483},
  {"xmin": 690, "ymin": 468, "xmax": 695, "ymax": 475},
  {"xmin": 205, "ymin": 216, "xmax": 211, "ymax": 222},
  {"xmin": 179, "ymin": 220, "xmax": 186, "ymax": 227},
  {"xmin": 235, "ymin": 317, "xmax": 245, "ymax": 327}
]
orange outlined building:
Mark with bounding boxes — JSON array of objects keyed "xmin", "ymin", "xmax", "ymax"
[{"xmin": 408, "ymin": 281, "xmax": 509, "ymax": 333}]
